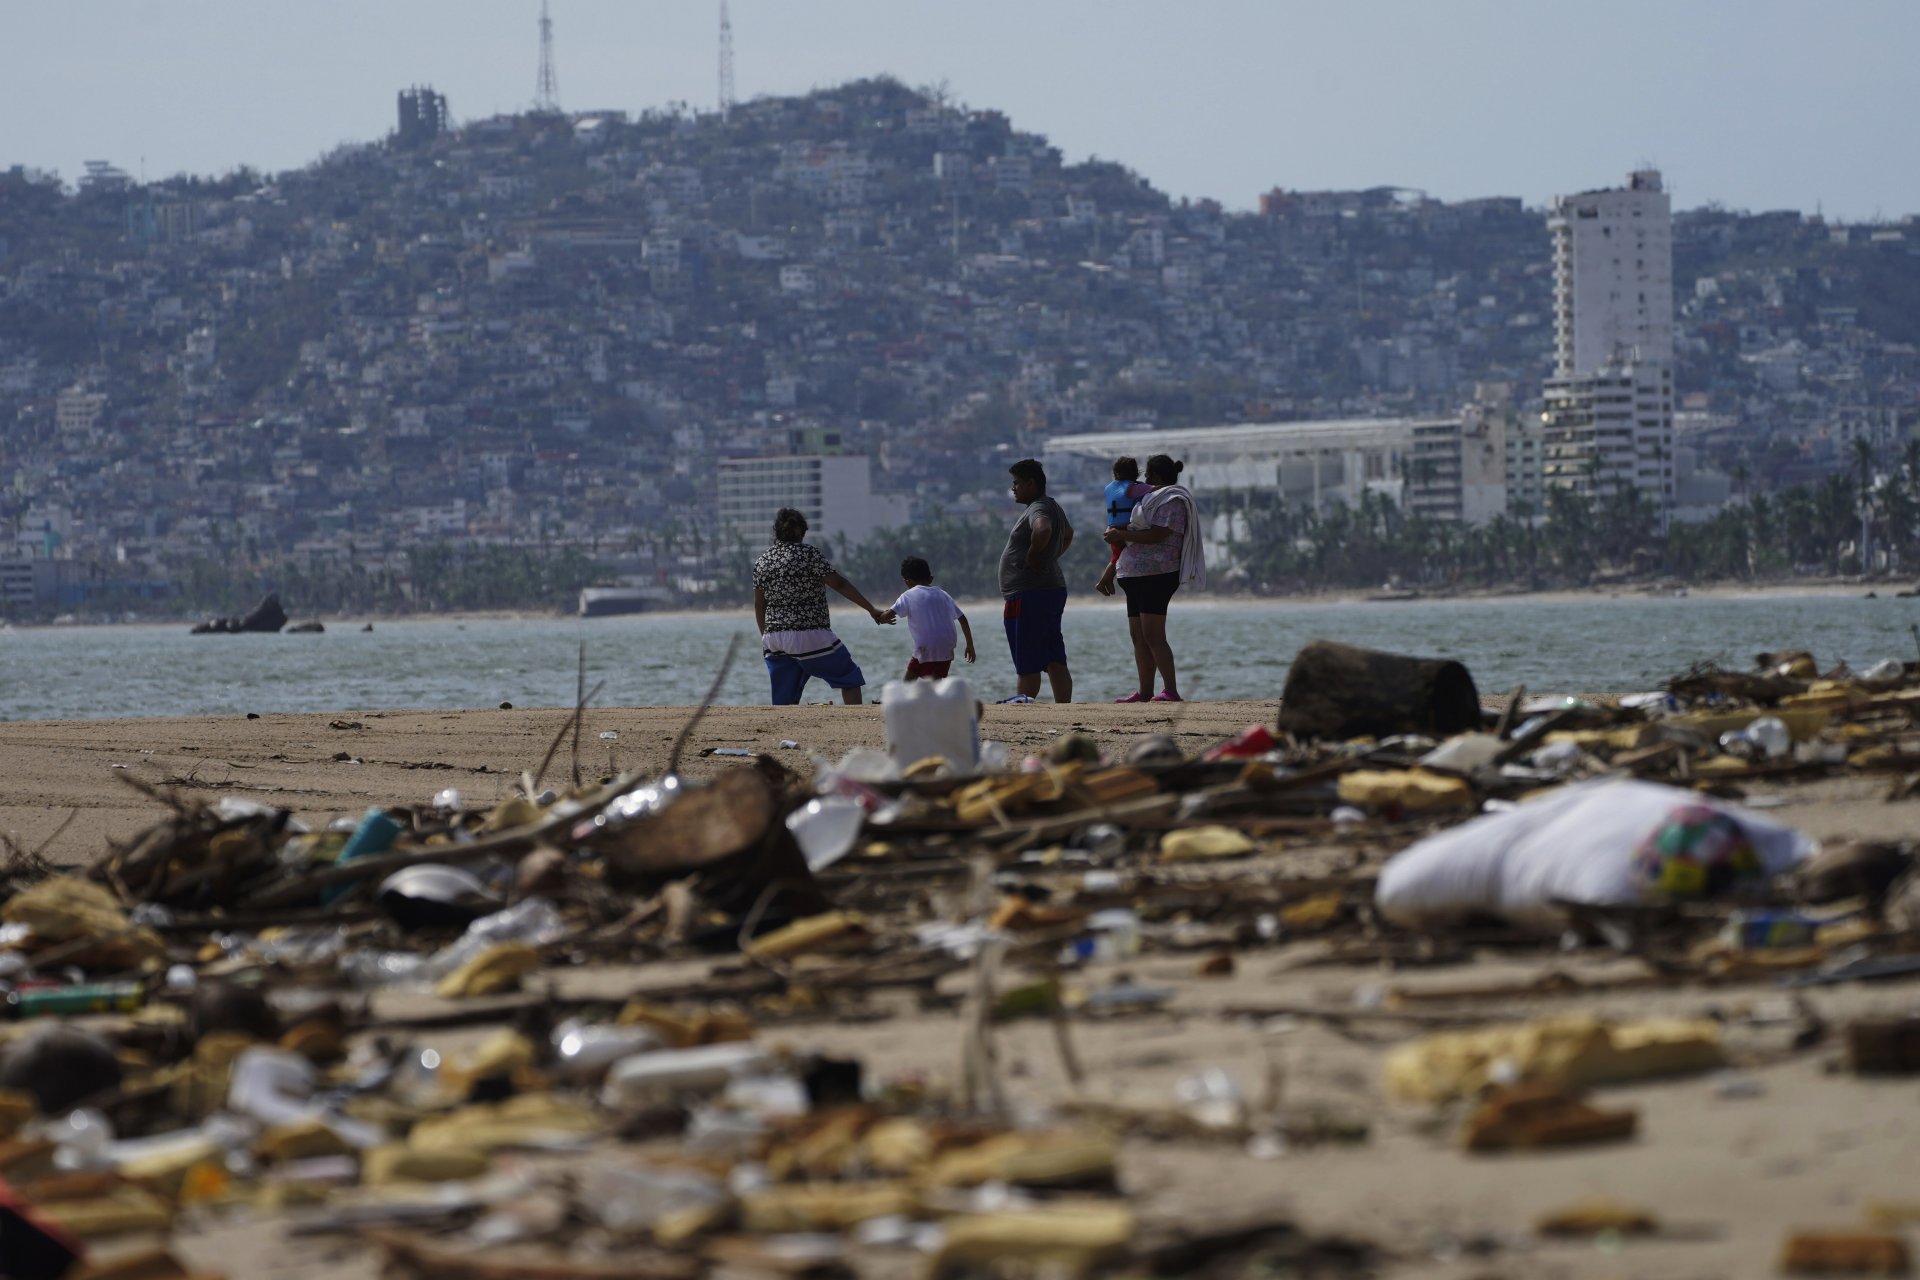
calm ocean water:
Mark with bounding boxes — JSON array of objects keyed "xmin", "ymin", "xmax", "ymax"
[{"xmin": 1, "ymin": 593, "xmax": 1912, "ymax": 722}]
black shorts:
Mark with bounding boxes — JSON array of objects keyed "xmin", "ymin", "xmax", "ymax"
[{"xmin": 1119, "ymin": 570, "xmax": 1180, "ymax": 617}]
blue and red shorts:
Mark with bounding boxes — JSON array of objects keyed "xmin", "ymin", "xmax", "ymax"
[
  {"xmin": 1002, "ymin": 588, "xmax": 1068, "ymax": 676},
  {"xmin": 765, "ymin": 639, "xmax": 865, "ymax": 705}
]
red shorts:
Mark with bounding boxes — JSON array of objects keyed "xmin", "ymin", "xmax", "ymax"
[{"xmin": 905, "ymin": 657, "xmax": 952, "ymax": 681}]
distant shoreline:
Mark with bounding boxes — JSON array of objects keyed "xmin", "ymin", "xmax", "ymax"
[{"xmin": 2, "ymin": 576, "xmax": 1903, "ymax": 632}]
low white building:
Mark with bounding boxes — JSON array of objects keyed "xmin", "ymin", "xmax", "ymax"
[{"xmin": 1047, "ymin": 416, "xmax": 1504, "ymax": 525}]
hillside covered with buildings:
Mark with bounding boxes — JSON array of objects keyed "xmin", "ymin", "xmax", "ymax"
[{"xmin": 4, "ymin": 78, "xmax": 1919, "ymax": 616}]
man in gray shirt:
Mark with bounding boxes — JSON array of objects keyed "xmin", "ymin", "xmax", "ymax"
[{"xmin": 999, "ymin": 458, "xmax": 1074, "ymax": 702}]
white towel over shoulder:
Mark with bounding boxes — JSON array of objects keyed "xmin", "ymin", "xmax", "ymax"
[{"xmin": 1130, "ymin": 485, "xmax": 1207, "ymax": 590}]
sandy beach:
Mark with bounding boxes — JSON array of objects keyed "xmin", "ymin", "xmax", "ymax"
[
  {"xmin": 1, "ymin": 699, "xmax": 1909, "ymax": 863},
  {"xmin": 0, "ymin": 701, "xmax": 1285, "ymax": 863},
  {"xmin": 4, "ymin": 700, "xmax": 1920, "ymax": 1277}
]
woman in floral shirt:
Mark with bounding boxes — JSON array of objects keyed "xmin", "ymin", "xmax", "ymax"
[{"xmin": 752, "ymin": 508, "xmax": 895, "ymax": 705}]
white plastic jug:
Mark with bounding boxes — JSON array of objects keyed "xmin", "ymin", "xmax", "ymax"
[{"xmin": 882, "ymin": 676, "xmax": 979, "ymax": 772}]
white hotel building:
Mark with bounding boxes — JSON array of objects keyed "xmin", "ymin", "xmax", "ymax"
[
  {"xmin": 1543, "ymin": 169, "xmax": 1676, "ymax": 517},
  {"xmin": 717, "ymin": 454, "xmax": 909, "ymax": 549}
]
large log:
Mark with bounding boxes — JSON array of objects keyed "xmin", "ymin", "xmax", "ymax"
[
  {"xmin": 595, "ymin": 762, "xmax": 832, "ymax": 924},
  {"xmin": 1276, "ymin": 640, "xmax": 1481, "ymax": 742},
  {"xmin": 594, "ymin": 765, "xmax": 779, "ymax": 880}
]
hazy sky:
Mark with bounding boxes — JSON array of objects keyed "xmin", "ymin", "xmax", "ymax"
[{"xmin": 7, "ymin": 2, "xmax": 1919, "ymax": 219}]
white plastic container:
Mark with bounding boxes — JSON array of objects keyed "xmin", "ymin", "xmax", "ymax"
[
  {"xmin": 600, "ymin": 1042, "xmax": 770, "ymax": 1109},
  {"xmin": 882, "ymin": 677, "xmax": 979, "ymax": 772},
  {"xmin": 784, "ymin": 797, "xmax": 865, "ymax": 871}
]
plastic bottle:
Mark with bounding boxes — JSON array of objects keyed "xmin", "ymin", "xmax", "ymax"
[
  {"xmin": 881, "ymin": 677, "xmax": 979, "ymax": 771},
  {"xmin": 723, "ymin": 1073, "xmax": 810, "ymax": 1118},
  {"xmin": 1718, "ymin": 720, "xmax": 1792, "ymax": 762},
  {"xmin": 600, "ymin": 1042, "xmax": 771, "ymax": 1110},
  {"xmin": 342, "ymin": 897, "xmax": 567, "ymax": 988},
  {"xmin": 1746, "ymin": 716, "xmax": 1792, "ymax": 760},
  {"xmin": 323, "ymin": 808, "xmax": 404, "ymax": 903},
  {"xmin": 552, "ymin": 1019, "xmax": 664, "ymax": 1077},
  {"xmin": 579, "ymin": 1161, "xmax": 728, "ymax": 1233},
  {"xmin": 3, "ymin": 981, "xmax": 144, "ymax": 1019},
  {"xmin": 1531, "ymin": 741, "xmax": 1585, "ymax": 776},
  {"xmin": 50, "ymin": 1107, "xmax": 114, "ymax": 1171},
  {"xmin": 1086, "ymin": 908, "xmax": 1141, "ymax": 962},
  {"xmin": 1174, "ymin": 1069, "xmax": 1246, "ymax": 1130},
  {"xmin": 1723, "ymin": 909, "xmax": 1822, "ymax": 950},
  {"xmin": 422, "ymin": 897, "xmax": 568, "ymax": 979}
]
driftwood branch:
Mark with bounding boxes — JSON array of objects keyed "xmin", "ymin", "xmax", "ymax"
[
  {"xmin": 667, "ymin": 633, "xmax": 742, "ymax": 775},
  {"xmin": 531, "ymin": 679, "xmax": 606, "ymax": 796}
]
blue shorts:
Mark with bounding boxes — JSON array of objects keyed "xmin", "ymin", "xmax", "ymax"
[
  {"xmin": 1002, "ymin": 588, "xmax": 1068, "ymax": 676},
  {"xmin": 765, "ymin": 639, "xmax": 866, "ymax": 705}
]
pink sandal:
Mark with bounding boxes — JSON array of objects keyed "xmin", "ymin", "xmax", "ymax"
[
  {"xmin": 1113, "ymin": 692, "xmax": 1148, "ymax": 703},
  {"xmin": 1151, "ymin": 690, "xmax": 1184, "ymax": 702}
]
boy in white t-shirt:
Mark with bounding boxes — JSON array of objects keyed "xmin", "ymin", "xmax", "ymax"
[{"xmin": 891, "ymin": 556, "xmax": 975, "ymax": 681}]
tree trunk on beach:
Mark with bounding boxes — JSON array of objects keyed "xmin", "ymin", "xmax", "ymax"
[{"xmin": 1277, "ymin": 640, "xmax": 1482, "ymax": 742}]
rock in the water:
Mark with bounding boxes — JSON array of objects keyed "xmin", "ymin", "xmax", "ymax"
[
  {"xmin": 285, "ymin": 619, "xmax": 325, "ymax": 634},
  {"xmin": 238, "ymin": 593, "xmax": 288, "ymax": 633},
  {"xmin": 191, "ymin": 593, "xmax": 289, "ymax": 634}
]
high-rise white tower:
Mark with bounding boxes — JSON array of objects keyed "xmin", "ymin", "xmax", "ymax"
[
  {"xmin": 1548, "ymin": 169, "xmax": 1673, "ymax": 377},
  {"xmin": 1542, "ymin": 170, "xmax": 1676, "ymax": 521}
]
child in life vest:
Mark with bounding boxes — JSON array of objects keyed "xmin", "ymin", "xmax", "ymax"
[{"xmin": 1095, "ymin": 455, "xmax": 1150, "ymax": 596}]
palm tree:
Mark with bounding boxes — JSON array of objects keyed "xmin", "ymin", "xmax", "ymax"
[
  {"xmin": 1543, "ymin": 487, "xmax": 1597, "ymax": 581},
  {"xmin": 1854, "ymin": 437, "xmax": 1879, "ymax": 574}
]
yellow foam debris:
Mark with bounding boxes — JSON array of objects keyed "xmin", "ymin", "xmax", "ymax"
[
  {"xmin": 1384, "ymin": 1014, "xmax": 1724, "ymax": 1103},
  {"xmin": 406, "ymin": 1094, "xmax": 599, "ymax": 1153},
  {"xmin": 1159, "ymin": 826, "xmax": 1256, "ymax": 861},
  {"xmin": 1337, "ymin": 769, "xmax": 1473, "ymax": 813},
  {"xmin": 434, "ymin": 943, "xmax": 540, "ymax": 998},
  {"xmin": 363, "ymin": 1144, "xmax": 490, "ymax": 1185},
  {"xmin": 930, "ymin": 1203, "xmax": 1135, "ymax": 1279},
  {"xmin": 744, "ymin": 911, "xmax": 874, "ymax": 961}
]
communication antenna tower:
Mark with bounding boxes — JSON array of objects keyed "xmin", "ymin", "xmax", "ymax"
[
  {"xmin": 535, "ymin": 0, "xmax": 560, "ymax": 113},
  {"xmin": 718, "ymin": 1, "xmax": 736, "ymax": 121}
]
